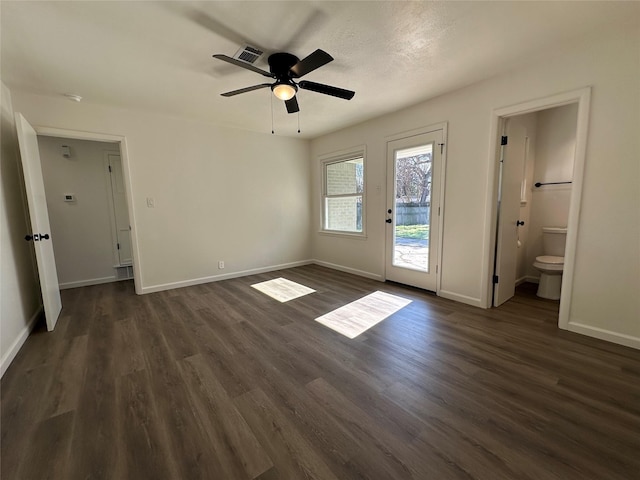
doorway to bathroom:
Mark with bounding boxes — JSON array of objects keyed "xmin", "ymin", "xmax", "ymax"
[{"xmin": 487, "ymin": 88, "xmax": 591, "ymax": 329}]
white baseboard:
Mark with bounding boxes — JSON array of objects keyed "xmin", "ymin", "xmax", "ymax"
[
  {"xmin": 60, "ymin": 276, "xmax": 117, "ymax": 290},
  {"xmin": 311, "ymin": 260, "xmax": 384, "ymax": 281},
  {"xmin": 312, "ymin": 261, "xmax": 484, "ymax": 309},
  {"xmin": 565, "ymin": 322, "xmax": 640, "ymax": 350},
  {"xmin": 141, "ymin": 260, "xmax": 314, "ymax": 294},
  {"xmin": 516, "ymin": 275, "xmax": 539, "ymax": 286},
  {"xmin": 1, "ymin": 306, "xmax": 42, "ymax": 378},
  {"xmin": 438, "ymin": 290, "xmax": 484, "ymax": 308}
]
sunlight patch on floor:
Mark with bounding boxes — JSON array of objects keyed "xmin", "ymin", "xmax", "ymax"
[
  {"xmin": 315, "ymin": 291, "xmax": 412, "ymax": 339},
  {"xmin": 251, "ymin": 277, "xmax": 316, "ymax": 303}
]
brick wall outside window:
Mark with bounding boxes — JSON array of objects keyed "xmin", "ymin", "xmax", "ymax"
[{"xmin": 323, "ymin": 157, "xmax": 363, "ymax": 233}]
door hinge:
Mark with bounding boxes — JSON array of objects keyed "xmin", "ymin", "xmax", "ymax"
[
  {"xmin": 493, "ymin": 275, "xmax": 499, "ymax": 284},
  {"xmin": 501, "ymin": 136, "xmax": 508, "ymax": 145},
  {"xmin": 117, "ymin": 242, "xmax": 120, "ymax": 250},
  {"xmin": 438, "ymin": 142, "xmax": 445, "ymax": 154},
  {"xmin": 438, "ymin": 206, "xmax": 441, "ymax": 216},
  {"xmin": 436, "ymin": 265, "xmax": 438, "ymax": 273},
  {"xmin": 108, "ymin": 165, "xmax": 112, "ymax": 173}
]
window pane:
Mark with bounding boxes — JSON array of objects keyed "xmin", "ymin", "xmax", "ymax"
[
  {"xmin": 393, "ymin": 144, "xmax": 432, "ymax": 271},
  {"xmin": 325, "ymin": 196, "xmax": 362, "ymax": 232},
  {"xmin": 326, "ymin": 158, "xmax": 363, "ymax": 195}
]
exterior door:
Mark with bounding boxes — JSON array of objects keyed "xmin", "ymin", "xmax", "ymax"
[
  {"xmin": 385, "ymin": 130, "xmax": 442, "ymax": 291},
  {"xmin": 493, "ymin": 119, "xmax": 527, "ymax": 306},
  {"xmin": 15, "ymin": 113, "xmax": 62, "ymax": 331}
]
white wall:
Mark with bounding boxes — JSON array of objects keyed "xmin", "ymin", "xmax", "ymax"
[
  {"xmin": 311, "ymin": 24, "xmax": 640, "ymax": 346},
  {"xmin": 38, "ymin": 136, "xmax": 121, "ymax": 288},
  {"xmin": 1, "ymin": 81, "xmax": 42, "ymax": 376},
  {"xmin": 525, "ymin": 104, "xmax": 577, "ymax": 279},
  {"xmin": 11, "ymin": 95, "xmax": 312, "ymax": 293},
  {"xmin": 534, "ymin": 104, "xmax": 578, "ymax": 184}
]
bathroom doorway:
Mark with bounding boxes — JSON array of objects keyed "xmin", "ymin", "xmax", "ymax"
[{"xmin": 487, "ymin": 88, "xmax": 591, "ymax": 329}]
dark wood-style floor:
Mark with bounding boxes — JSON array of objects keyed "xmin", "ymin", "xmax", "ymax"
[{"xmin": 2, "ymin": 265, "xmax": 639, "ymax": 480}]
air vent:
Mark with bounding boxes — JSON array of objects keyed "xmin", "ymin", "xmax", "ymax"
[
  {"xmin": 115, "ymin": 265, "xmax": 134, "ymax": 281},
  {"xmin": 233, "ymin": 45, "xmax": 264, "ymax": 64}
]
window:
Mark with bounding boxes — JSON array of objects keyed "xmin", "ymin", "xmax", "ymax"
[{"xmin": 322, "ymin": 153, "xmax": 365, "ymax": 234}]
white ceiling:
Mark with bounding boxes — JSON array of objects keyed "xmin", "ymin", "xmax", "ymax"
[{"xmin": 1, "ymin": 1, "xmax": 637, "ymax": 139}]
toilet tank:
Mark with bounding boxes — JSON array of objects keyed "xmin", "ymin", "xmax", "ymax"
[{"xmin": 542, "ymin": 227, "xmax": 567, "ymax": 256}]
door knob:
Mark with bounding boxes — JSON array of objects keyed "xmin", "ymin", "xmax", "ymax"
[
  {"xmin": 517, "ymin": 220, "xmax": 525, "ymax": 226},
  {"xmin": 385, "ymin": 219, "xmax": 392, "ymax": 223},
  {"xmin": 25, "ymin": 233, "xmax": 50, "ymax": 241}
]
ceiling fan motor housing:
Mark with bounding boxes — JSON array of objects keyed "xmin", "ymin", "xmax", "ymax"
[{"xmin": 268, "ymin": 52, "xmax": 300, "ymax": 79}]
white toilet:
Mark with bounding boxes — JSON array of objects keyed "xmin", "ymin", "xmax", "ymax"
[{"xmin": 533, "ymin": 227, "xmax": 567, "ymax": 300}]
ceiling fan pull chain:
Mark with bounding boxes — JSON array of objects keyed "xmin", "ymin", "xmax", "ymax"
[{"xmin": 297, "ymin": 110, "xmax": 301, "ymax": 134}]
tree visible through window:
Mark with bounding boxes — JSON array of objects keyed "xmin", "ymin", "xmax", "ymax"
[
  {"xmin": 323, "ymin": 156, "xmax": 364, "ymax": 233},
  {"xmin": 396, "ymin": 152, "xmax": 432, "ymax": 205}
]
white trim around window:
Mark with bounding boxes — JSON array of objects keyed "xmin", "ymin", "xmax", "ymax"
[{"xmin": 319, "ymin": 146, "xmax": 366, "ymax": 237}]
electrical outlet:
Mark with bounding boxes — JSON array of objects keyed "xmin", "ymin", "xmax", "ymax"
[
  {"xmin": 218, "ymin": 261, "xmax": 225, "ymax": 269},
  {"xmin": 146, "ymin": 197, "xmax": 155, "ymax": 208}
]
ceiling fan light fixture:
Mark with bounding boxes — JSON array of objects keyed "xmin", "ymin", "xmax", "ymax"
[{"xmin": 272, "ymin": 82, "xmax": 297, "ymax": 101}]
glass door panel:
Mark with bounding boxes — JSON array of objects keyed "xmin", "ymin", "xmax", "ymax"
[{"xmin": 393, "ymin": 144, "xmax": 432, "ymax": 272}]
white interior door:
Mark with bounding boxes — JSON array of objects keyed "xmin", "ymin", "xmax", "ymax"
[
  {"xmin": 106, "ymin": 153, "xmax": 132, "ymax": 265},
  {"xmin": 15, "ymin": 113, "xmax": 62, "ymax": 331},
  {"xmin": 385, "ymin": 130, "xmax": 442, "ymax": 291},
  {"xmin": 493, "ymin": 119, "xmax": 527, "ymax": 306}
]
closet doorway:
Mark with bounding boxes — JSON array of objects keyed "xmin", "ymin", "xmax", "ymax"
[{"xmin": 37, "ymin": 136, "xmax": 134, "ymax": 289}]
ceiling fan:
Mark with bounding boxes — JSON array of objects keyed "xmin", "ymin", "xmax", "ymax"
[{"xmin": 213, "ymin": 49, "xmax": 355, "ymax": 114}]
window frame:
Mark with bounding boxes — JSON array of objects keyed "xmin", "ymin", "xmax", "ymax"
[{"xmin": 320, "ymin": 146, "xmax": 366, "ymax": 237}]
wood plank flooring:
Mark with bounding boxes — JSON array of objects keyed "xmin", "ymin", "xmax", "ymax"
[{"xmin": 2, "ymin": 265, "xmax": 639, "ymax": 479}]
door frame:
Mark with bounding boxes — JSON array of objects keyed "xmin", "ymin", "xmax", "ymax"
[
  {"xmin": 484, "ymin": 87, "xmax": 591, "ymax": 329},
  {"xmin": 34, "ymin": 126, "xmax": 142, "ymax": 295},
  {"xmin": 384, "ymin": 122, "xmax": 448, "ymax": 294}
]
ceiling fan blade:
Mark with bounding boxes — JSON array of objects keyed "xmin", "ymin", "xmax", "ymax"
[
  {"xmin": 285, "ymin": 96, "xmax": 300, "ymax": 114},
  {"xmin": 290, "ymin": 49, "xmax": 333, "ymax": 78},
  {"xmin": 188, "ymin": 11, "xmax": 252, "ymax": 48},
  {"xmin": 221, "ymin": 83, "xmax": 272, "ymax": 97},
  {"xmin": 298, "ymin": 80, "xmax": 355, "ymax": 100},
  {"xmin": 282, "ymin": 8, "xmax": 328, "ymax": 52},
  {"xmin": 213, "ymin": 54, "xmax": 273, "ymax": 78}
]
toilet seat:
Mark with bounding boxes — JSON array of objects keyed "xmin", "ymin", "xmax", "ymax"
[
  {"xmin": 535, "ymin": 255, "xmax": 564, "ymax": 265},
  {"xmin": 533, "ymin": 255, "xmax": 564, "ymax": 272}
]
